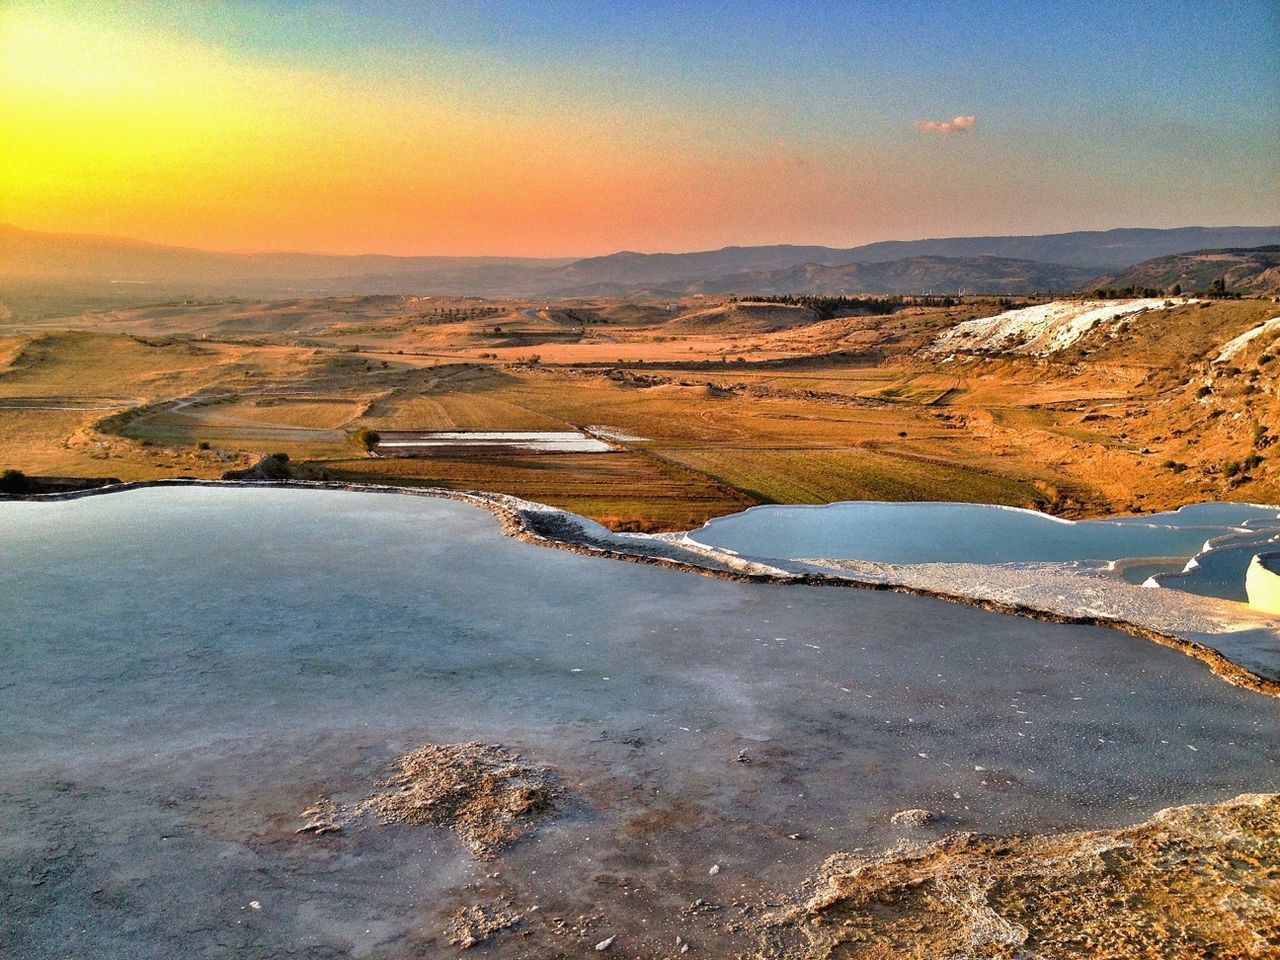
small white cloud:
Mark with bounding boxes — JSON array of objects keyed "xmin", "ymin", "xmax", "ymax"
[{"xmin": 913, "ymin": 115, "xmax": 977, "ymax": 135}]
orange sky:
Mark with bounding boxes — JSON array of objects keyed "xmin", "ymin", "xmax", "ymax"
[{"xmin": 3, "ymin": 2, "xmax": 1276, "ymax": 257}]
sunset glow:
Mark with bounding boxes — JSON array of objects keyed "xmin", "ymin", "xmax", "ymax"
[{"xmin": 3, "ymin": 0, "xmax": 1277, "ymax": 256}]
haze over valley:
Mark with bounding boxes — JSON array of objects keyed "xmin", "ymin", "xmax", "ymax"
[{"xmin": 5, "ymin": 223, "xmax": 1280, "ymax": 301}]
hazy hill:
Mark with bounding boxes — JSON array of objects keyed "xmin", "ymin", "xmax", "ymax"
[
  {"xmin": 546, "ymin": 245, "xmax": 861, "ymax": 289},
  {"xmin": 1093, "ymin": 246, "xmax": 1280, "ymax": 295},
  {"xmin": 4, "ymin": 223, "xmax": 1279, "ymax": 300},
  {"xmin": 664, "ymin": 301, "xmax": 822, "ymax": 333},
  {"xmin": 686, "ymin": 255, "xmax": 1097, "ymax": 296},
  {"xmin": 813, "ymin": 227, "xmax": 1280, "ymax": 269},
  {"xmin": 0, "ymin": 224, "xmax": 567, "ymax": 296},
  {"xmin": 550, "ymin": 226, "xmax": 1280, "ymax": 291}
]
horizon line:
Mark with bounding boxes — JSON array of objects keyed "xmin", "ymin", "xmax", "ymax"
[{"xmin": 5, "ymin": 220, "xmax": 1280, "ymax": 263}]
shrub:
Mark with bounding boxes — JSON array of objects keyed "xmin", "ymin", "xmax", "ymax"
[
  {"xmin": 1222, "ymin": 459, "xmax": 1241, "ymax": 478},
  {"xmin": 270, "ymin": 452, "xmax": 289, "ymax": 462},
  {"xmin": 197, "ymin": 441, "xmax": 211, "ymax": 450},
  {"xmin": 352, "ymin": 427, "xmax": 381, "ymax": 452},
  {"xmin": 1195, "ymin": 385, "xmax": 1212, "ymax": 398},
  {"xmin": 0, "ymin": 469, "xmax": 29, "ymax": 494}
]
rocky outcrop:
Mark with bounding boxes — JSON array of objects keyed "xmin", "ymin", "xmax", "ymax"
[{"xmin": 750, "ymin": 793, "xmax": 1280, "ymax": 959}]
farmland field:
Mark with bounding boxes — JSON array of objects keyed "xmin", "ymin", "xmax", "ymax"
[{"xmin": 0, "ymin": 293, "xmax": 1276, "ymax": 527}]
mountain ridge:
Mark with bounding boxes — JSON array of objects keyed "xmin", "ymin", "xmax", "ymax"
[
  {"xmin": 5, "ymin": 223, "xmax": 1280, "ymax": 298},
  {"xmin": 1094, "ymin": 245, "xmax": 1280, "ymax": 295},
  {"xmin": 680, "ymin": 255, "xmax": 1097, "ymax": 297}
]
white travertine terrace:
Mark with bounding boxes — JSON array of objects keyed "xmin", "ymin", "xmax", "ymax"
[
  {"xmin": 1212, "ymin": 316, "xmax": 1280, "ymax": 365},
  {"xmin": 1246, "ymin": 553, "xmax": 1280, "ymax": 615},
  {"xmin": 930, "ymin": 298, "xmax": 1193, "ymax": 356}
]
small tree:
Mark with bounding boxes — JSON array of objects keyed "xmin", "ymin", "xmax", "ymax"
[
  {"xmin": 353, "ymin": 427, "xmax": 381, "ymax": 452},
  {"xmin": 1171, "ymin": 283, "xmax": 1181, "ymax": 295},
  {"xmin": 0, "ymin": 469, "xmax": 28, "ymax": 494}
]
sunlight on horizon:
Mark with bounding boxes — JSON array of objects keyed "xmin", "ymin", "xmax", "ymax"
[{"xmin": 2, "ymin": 1, "xmax": 1276, "ymax": 256}]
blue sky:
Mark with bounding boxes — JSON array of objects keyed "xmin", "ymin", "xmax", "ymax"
[{"xmin": 4, "ymin": 0, "xmax": 1277, "ymax": 254}]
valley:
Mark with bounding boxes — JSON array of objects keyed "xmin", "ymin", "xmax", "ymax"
[{"xmin": 2, "ymin": 289, "xmax": 1276, "ymax": 530}]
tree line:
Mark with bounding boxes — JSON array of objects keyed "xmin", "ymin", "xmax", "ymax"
[{"xmin": 729, "ymin": 294, "xmax": 957, "ymax": 320}]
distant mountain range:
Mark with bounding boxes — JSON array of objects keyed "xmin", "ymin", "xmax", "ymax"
[
  {"xmin": 4, "ymin": 224, "xmax": 1279, "ymax": 299},
  {"xmin": 683, "ymin": 256, "xmax": 1097, "ymax": 297},
  {"xmin": 0, "ymin": 224, "xmax": 570, "ymax": 297},
  {"xmin": 1095, "ymin": 246, "xmax": 1280, "ymax": 296}
]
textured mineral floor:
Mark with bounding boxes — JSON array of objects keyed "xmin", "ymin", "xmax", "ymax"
[{"xmin": 2, "ymin": 488, "xmax": 1277, "ymax": 957}]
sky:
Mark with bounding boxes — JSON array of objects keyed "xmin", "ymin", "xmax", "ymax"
[{"xmin": 2, "ymin": 0, "xmax": 1277, "ymax": 257}]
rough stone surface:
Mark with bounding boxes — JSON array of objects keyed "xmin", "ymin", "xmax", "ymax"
[
  {"xmin": 299, "ymin": 741, "xmax": 561, "ymax": 859},
  {"xmin": 750, "ymin": 793, "xmax": 1280, "ymax": 959}
]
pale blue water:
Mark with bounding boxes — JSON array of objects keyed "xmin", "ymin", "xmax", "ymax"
[
  {"xmin": 692, "ymin": 501, "xmax": 1280, "ymax": 601},
  {"xmin": 2, "ymin": 488, "xmax": 1277, "ymax": 958},
  {"xmin": 1158, "ymin": 531, "xmax": 1280, "ymax": 601}
]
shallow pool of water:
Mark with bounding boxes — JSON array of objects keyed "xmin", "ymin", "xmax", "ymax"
[
  {"xmin": 1155, "ymin": 530, "xmax": 1280, "ymax": 601},
  {"xmin": 376, "ymin": 430, "xmax": 613, "ymax": 453},
  {"xmin": 691, "ymin": 501, "xmax": 1280, "ymax": 600},
  {"xmin": 3, "ymin": 488, "xmax": 1277, "ymax": 958}
]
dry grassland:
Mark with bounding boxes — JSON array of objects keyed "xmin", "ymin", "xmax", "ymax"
[{"xmin": 2, "ymin": 293, "xmax": 1276, "ymax": 527}]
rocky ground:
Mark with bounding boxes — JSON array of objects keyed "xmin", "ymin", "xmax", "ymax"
[
  {"xmin": 297, "ymin": 741, "xmax": 563, "ymax": 860},
  {"xmin": 749, "ymin": 792, "xmax": 1279, "ymax": 959},
  {"xmin": 302, "ymin": 739, "xmax": 1280, "ymax": 956}
]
